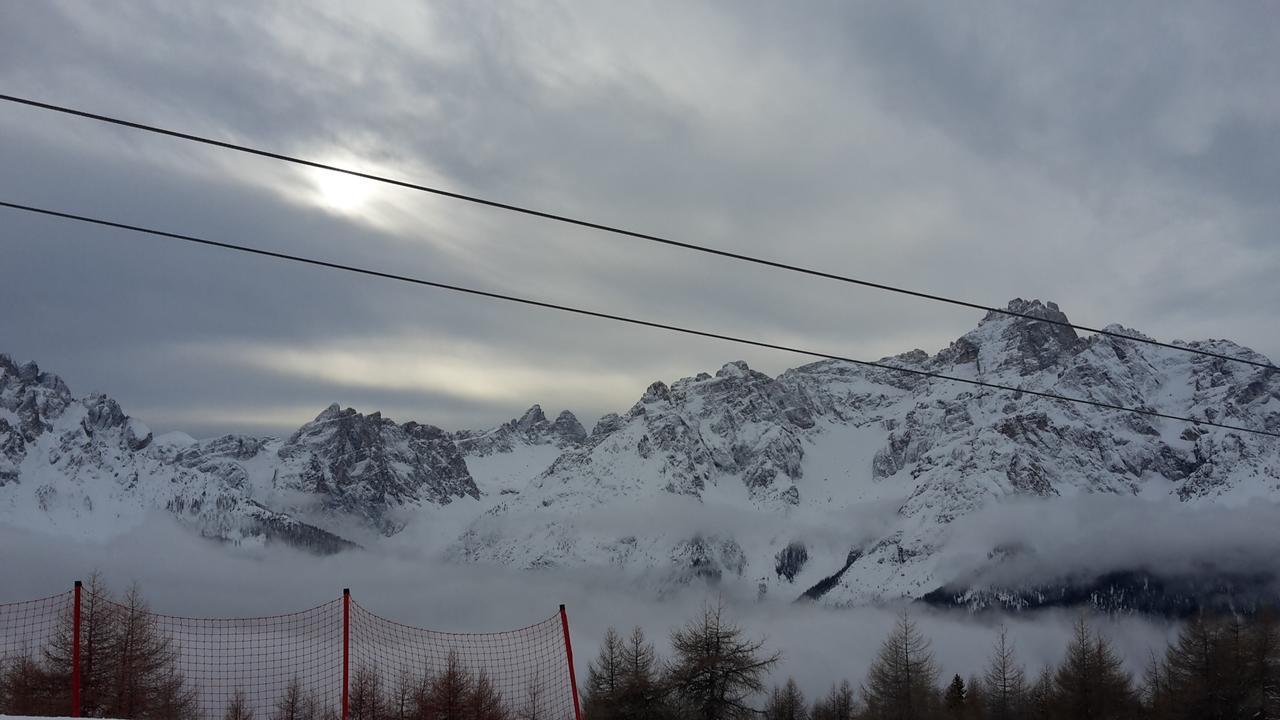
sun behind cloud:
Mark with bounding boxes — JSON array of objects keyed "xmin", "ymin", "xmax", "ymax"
[{"xmin": 311, "ymin": 167, "xmax": 376, "ymax": 213}]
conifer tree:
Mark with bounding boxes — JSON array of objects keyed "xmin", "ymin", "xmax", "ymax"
[
  {"xmin": 1218, "ymin": 615, "xmax": 1253, "ymax": 716},
  {"xmin": 1140, "ymin": 649, "xmax": 1167, "ymax": 717},
  {"xmin": 305, "ymin": 694, "xmax": 328, "ymax": 720},
  {"xmin": 0, "ymin": 654, "xmax": 58, "ymax": 716},
  {"xmin": 420, "ymin": 651, "xmax": 472, "ymax": 720},
  {"xmin": 1247, "ymin": 612, "xmax": 1280, "ymax": 719},
  {"xmin": 1156, "ymin": 615, "xmax": 1222, "ymax": 719},
  {"xmin": 40, "ymin": 571, "xmax": 120, "ymax": 715},
  {"xmin": 943, "ymin": 675, "xmax": 967, "ymax": 718},
  {"xmin": 383, "ymin": 668, "xmax": 416, "ymax": 720},
  {"xmin": 1148, "ymin": 613, "xmax": 1280, "ymax": 720},
  {"xmin": 982, "ymin": 626, "xmax": 1025, "ymax": 720},
  {"xmin": 811, "ymin": 680, "xmax": 857, "ymax": 720},
  {"xmin": 349, "ymin": 665, "xmax": 384, "ymax": 720},
  {"xmin": 666, "ymin": 600, "xmax": 780, "ymax": 720},
  {"xmin": 861, "ymin": 611, "xmax": 940, "ymax": 720},
  {"xmin": 964, "ymin": 675, "xmax": 986, "ymax": 720},
  {"xmin": 585, "ymin": 627, "xmax": 626, "ymax": 720},
  {"xmin": 1024, "ymin": 667, "xmax": 1054, "ymax": 720},
  {"xmin": 1051, "ymin": 616, "xmax": 1135, "ymax": 720},
  {"xmin": 149, "ymin": 664, "xmax": 200, "ymax": 720},
  {"xmin": 100, "ymin": 582, "xmax": 198, "ymax": 718},
  {"xmin": 470, "ymin": 670, "xmax": 510, "ymax": 720},
  {"xmin": 618, "ymin": 626, "xmax": 667, "ymax": 720},
  {"xmin": 225, "ymin": 687, "xmax": 256, "ymax": 720},
  {"xmin": 765, "ymin": 678, "xmax": 808, "ymax": 720},
  {"xmin": 408, "ymin": 668, "xmax": 436, "ymax": 720},
  {"xmin": 271, "ymin": 677, "xmax": 306, "ymax": 720},
  {"xmin": 518, "ymin": 677, "xmax": 545, "ymax": 720}
]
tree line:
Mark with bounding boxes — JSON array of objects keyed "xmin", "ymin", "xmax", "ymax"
[
  {"xmin": 584, "ymin": 605, "xmax": 1280, "ymax": 720},
  {"xmin": 5, "ymin": 576, "xmax": 1278, "ymax": 720}
]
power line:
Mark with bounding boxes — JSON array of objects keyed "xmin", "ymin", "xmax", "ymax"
[
  {"xmin": 0, "ymin": 92, "xmax": 1272, "ymax": 373},
  {"xmin": 2, "ymin": 199, "xmax": 1275, "ymax": 439}
]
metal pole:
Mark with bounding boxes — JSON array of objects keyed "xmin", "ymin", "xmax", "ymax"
[
  {"xmin": 342, "ymin": 588, "xmax": 350, "ymax": 720},
  {"xmin": 71, "ymin": 580, "xmax": 82, "ymax": 717},
  {"xmin": 559, "ymin": 604, "xmax": 583, "ymax": 720}
]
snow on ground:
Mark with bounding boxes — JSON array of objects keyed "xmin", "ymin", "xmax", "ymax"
[{"xmin": 464, "ymin": 443, "xmax": 563, "ymax": 496}]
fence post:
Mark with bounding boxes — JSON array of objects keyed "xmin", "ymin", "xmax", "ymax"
[
  {"xmin": 342, "ymin": 588, "xmax": 350, "ymax": 720},
  {"xmin": 71, "ymin": 580, "xmax": 82, "ymax": 717},
  {"xmin": 559, "ymin": 604, "xmax": 583, "ymax": 720}
]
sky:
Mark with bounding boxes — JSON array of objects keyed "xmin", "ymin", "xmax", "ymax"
[{"xmin": 1, "ymin": 1, "xmax": 1278, "ymax": 438}]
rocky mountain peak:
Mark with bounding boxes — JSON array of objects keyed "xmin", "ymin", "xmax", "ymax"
[
  {"xmin": 590, "ymin": 413, "xmax": 624, "ymax": 438},
  {"xmin": 550, "ymin": 410, "xmax": 587, "ymax": 445},
  {"xmin": 516, "ymin": 404, "xmax": 548, "ymax": 431},
  {"xmin": 980, "ymin": 298, "xmax": 1066, "ymax": 324},
  {"xmin": 641, "ymin": 381, "xmax": 671, "ymax": 404},
  {"xmin": 276, "ymin": 405, "xmax": 478, "ymax": 533},
  {"xmin": 80, "ymin": 394, "xmax": 152, "ymax": 450},
  {"xmin": 454, "ymin": 403, "xmax": 588, "ymax": 457},
  {"xmin": 957, "ymin": 298, "xmax": 1083, "ymax": 375},
  {"xmin": 282, "ymin": 405, "xmax": 384, "ymax": 457},
  {"xmin": 0, "ymin": 355, "xmax": 74, "ymax": 439}
]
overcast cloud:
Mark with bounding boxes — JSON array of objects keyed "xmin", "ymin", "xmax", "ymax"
[{"xmin": 1, "ymin": 1, "xmax": 1277, "ymax": 437}]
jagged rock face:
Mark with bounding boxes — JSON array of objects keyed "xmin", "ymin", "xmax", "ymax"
[
  {"xmin": 975, "ymin": 299, "xmax": 1083, "ymax": 375},
  {"xmin": 453, "ymin": 404, "xmax": 587, "ymax": 456},
  {"xmin": 456, "ymin": 360, "xmax": 825, "ymax": 577},
  {"xmin": 550, "ymin": 410, "xmax": 588, "ymax": 445},
  {"xmin": 454, "ymin": 300, "xmax": 1280, "ymax": 609},
  {"xmin": 0, "ymin": 357, "xmax": 480, "ymax": 550},
  {"xmin": 1, "ymin": 354, "xmax": 73, "ymax": 445},
  {"xmin": 277, "ymin": 404, "xmax": 478, "ymax": 534},
  {"xmin": 567, "ymin": 361, "xmax": 813, "ymax": 503},
  {"xmin": 453, "ymin": 361, "xmax": 819, "ymax": 578}
]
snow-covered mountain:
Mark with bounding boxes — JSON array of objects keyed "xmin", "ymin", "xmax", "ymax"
[
  {"xmin": 452, "ymin": 405, "xmax": 586, "ymax": 495},
  {"xmin": 0, "ymin": 354, "xmax": 479, "ymax": 549},
  {"xmin": 3, "ymin": 299, "xmax": 1278, "ymax": 612},
  {"xmin": 451, "ymin": 299, "xmax": 1280, "ymax": 608}
]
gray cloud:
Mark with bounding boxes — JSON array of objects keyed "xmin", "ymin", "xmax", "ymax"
[
  {"xmin": 939, "ymin": 495, "xmax": 1280, "ymax": 589},
  {"xmin": 1, "ymin": 0, "xmax": 1276, "ymax": 438}
]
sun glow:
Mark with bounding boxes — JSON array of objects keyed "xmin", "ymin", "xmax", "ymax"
[{"xmin": 312, "ymin": 169, "xmax": 376, "ymax": 213}]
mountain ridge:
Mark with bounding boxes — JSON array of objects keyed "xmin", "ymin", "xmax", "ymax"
[
  {"xmin": 452, "ymin": 299, "xmax": 1280, "ymax": 608},
  {"xmin": 3, "ymin": 299, "xmax": 1278, "ymax": 614}
]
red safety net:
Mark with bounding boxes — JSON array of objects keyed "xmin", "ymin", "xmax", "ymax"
[
  {"xmin": 0, "ymin": 591, "xmax": 74, "ymax": 716},
  {"xmin": 90, "ymin": 593, "xmax": 345, "ymax": 720},
  {"xmin": 0, "ymin": 586, "xmax": 581, "ymax": 720},
  {"xmin": 348, "ymin": 600, "xmax": 577, "ymax": 720}
]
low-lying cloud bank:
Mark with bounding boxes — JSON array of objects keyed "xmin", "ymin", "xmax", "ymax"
[
  {"xmin": 937, "ymin": 494, "xmax": 1280, "ymax": 591},
  {"xmin": 1, "ymin": 515, "xmax": 1176, "ymax": 701}
]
